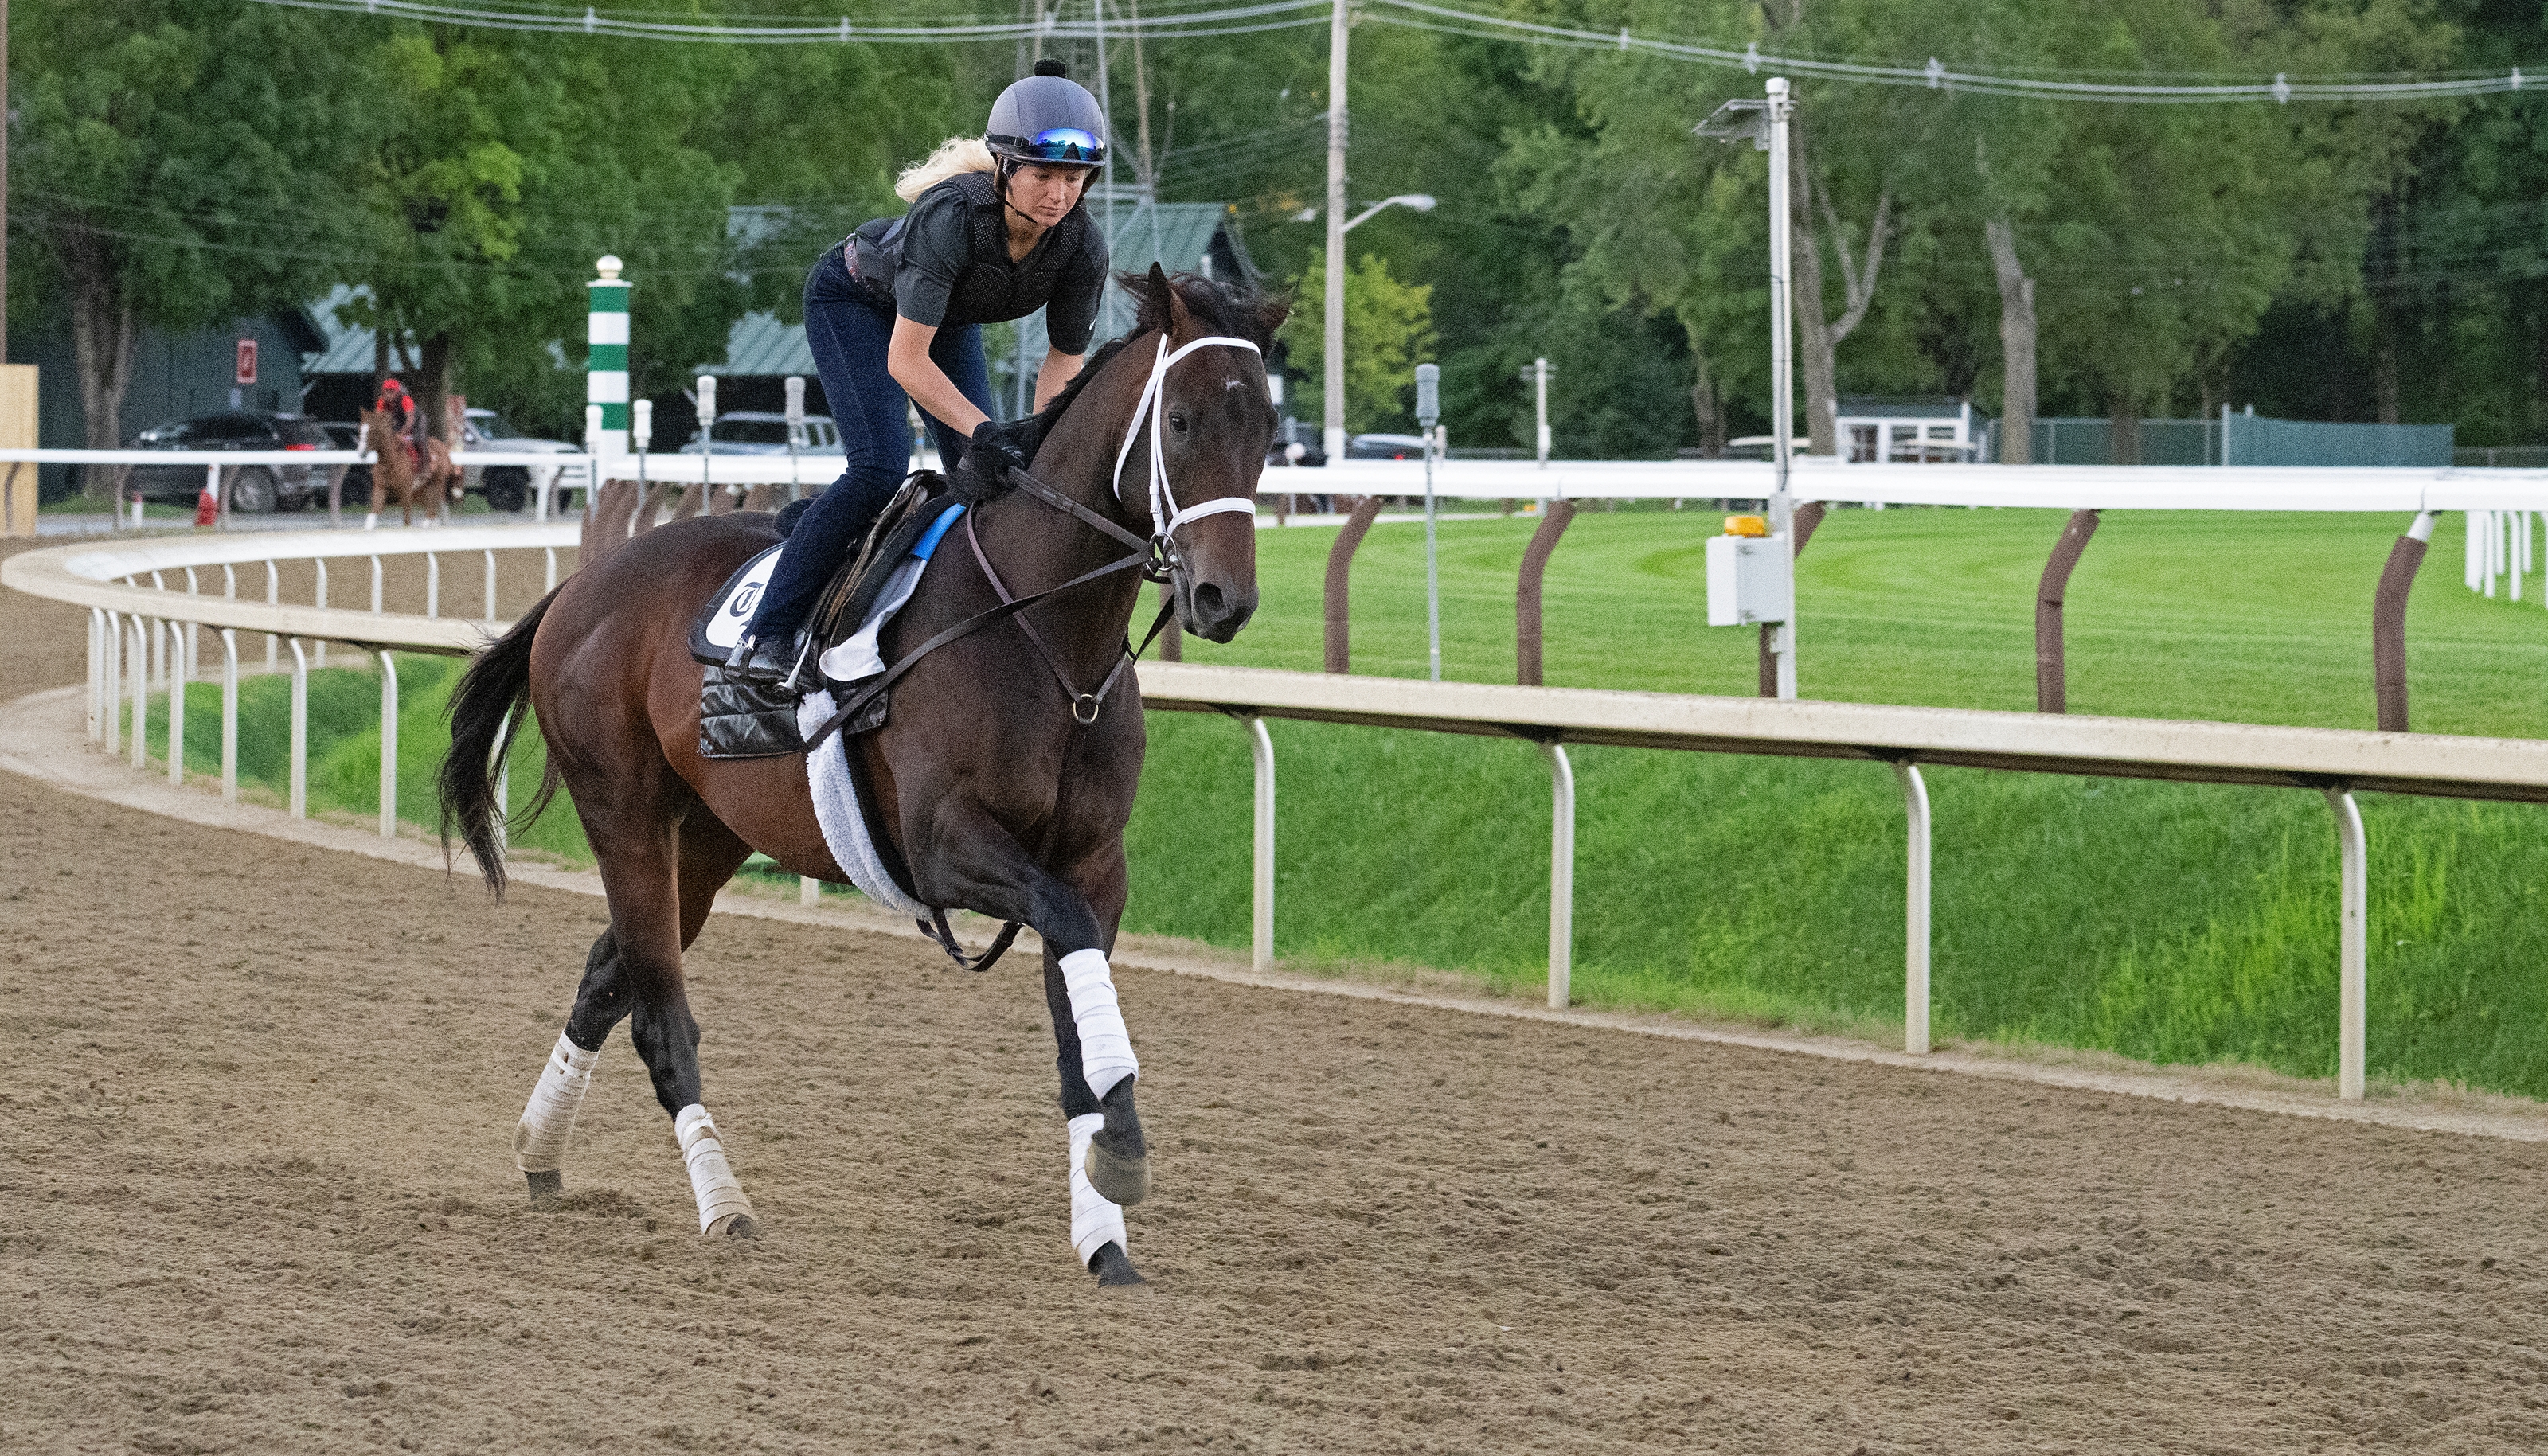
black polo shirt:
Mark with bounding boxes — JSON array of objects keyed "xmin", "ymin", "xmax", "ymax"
[{"xmin": 850, "ymin": 170, "xmax": 1108, "ymax": 353}]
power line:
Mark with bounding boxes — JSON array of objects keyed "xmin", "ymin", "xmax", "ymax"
[
  {"xmin": 251, "ymin": 0, "xmax": 1330, "ymax": 43},
  {"xmin": 250, "ymin": 0, "xmax": 2548, "ymax": 103},
  {"xmin": 1362, "ymin": 1, "xmax": 2535, "ymax": 103}
]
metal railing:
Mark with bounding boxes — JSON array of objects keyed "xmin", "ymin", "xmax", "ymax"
[
  {"xmin": 8, "ymin": 525, "xmax": 574, "ymax": 837},
  {"xmin": 1134, "ymin": 662, "xmax": 2548, "ymax": 1103},
  {"xmin": 16, "ymin": 524, "xmax": 2548, "ymax": 1103},
  {"xmin": 0, "ymin": 447, "xmax": 604, "ymax": 527}
]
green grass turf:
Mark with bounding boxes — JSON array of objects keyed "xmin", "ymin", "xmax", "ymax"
[{"xmin": 126, "ymin": 506, "xmax": 2548, "ymax": 1096}]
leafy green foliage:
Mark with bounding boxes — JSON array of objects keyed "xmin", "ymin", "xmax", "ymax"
[{"xmin": 1276, "ymin": 252, "xmax": 1436, "ymax": 433}]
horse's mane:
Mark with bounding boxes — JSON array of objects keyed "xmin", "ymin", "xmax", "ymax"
[{"xmin": 1025, "ymin": 270, "xmax": 1288, "ymax": 435}]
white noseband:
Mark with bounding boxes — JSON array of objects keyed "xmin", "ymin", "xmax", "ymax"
[{"xmin": 1108, "ymin": 333, "xmax": 1264, "ymax": 546}]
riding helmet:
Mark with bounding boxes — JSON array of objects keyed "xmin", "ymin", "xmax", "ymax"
[{"xmin": 987, "ymin": 59, "xmax": 1108, "ymax": 168}]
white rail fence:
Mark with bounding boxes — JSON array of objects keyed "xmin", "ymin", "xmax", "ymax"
[
  {"xmin": 2, "ymin": 447, "xmax": 604, "ymax": 525},
  {"xmin": 14, "ymin": 523, "xmax": 2548, "ymax": 1103}
]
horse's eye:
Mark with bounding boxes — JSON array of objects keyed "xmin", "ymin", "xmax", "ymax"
[{"xmin": 1167, "ymin": 410, "xmax": 1190, "ymax": 435}]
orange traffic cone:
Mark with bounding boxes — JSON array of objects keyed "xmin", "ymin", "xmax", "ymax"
[{"xmin": 194, "ymin": 477, "xmax": 218, "ymax": 528}]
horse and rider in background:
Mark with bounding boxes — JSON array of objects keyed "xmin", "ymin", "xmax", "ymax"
[{"xmin": 361, "ymin": 377, "xmax": 460, "ymax": 529}]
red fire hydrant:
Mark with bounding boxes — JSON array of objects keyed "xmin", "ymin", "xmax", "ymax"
[{"xmin": 194, "ymin": 475, "xmax": 219, "ymax": 528}]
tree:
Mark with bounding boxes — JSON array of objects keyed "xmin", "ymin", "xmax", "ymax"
[
  {"xmin": 11, "ymin": 0, "xmax": 360, "ymax": 498},
  {"xmin": 1498, "ymin": 0, "xmax": 1939, "ymax": 455},
  {"xmin": 329, "ymin": 18, "xmax": 739, "ymax": 443},
  {"xmin": 1278, "ymin": 252, "xmax": 1435, "ymax": 435}
]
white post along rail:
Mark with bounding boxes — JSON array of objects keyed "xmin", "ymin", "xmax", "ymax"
[{"xmin": 15, "ymin": 522, "xmax": 2548, "ymax": 1103}]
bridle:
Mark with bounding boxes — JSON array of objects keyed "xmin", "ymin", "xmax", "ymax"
[
  {"xmin": 1111, "ymin": 332, "xmax": 1266, "ymax": 570},
  {"xmin": 800, "ymin": 326, "xmax": 1264, "ymax": 754}
]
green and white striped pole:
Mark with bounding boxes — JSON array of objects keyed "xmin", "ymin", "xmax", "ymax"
[{"xmin": 587, "ymin": 253, "xmax": 631, "ymax": 477}]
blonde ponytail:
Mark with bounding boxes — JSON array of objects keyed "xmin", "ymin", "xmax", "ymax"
[{"xmin": 895, "ymin": 137, "xmax": 997, "ymax": 204}]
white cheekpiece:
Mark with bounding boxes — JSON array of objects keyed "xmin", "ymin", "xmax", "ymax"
[
  {"xmin": 1058, "ymin": 948, "xmax": 1139, "ymax": 1100},
  {"xmin": 1069, "ymin": 1112, "xmax": 1127, "ymax": 1269},
  {"xmin": 514, "ymin": 1032, "xmax": 600, "ymax": 1173},
  {"xmin": 674, "ymin": 1103, "xmax": 756, "ymax": 1234}
]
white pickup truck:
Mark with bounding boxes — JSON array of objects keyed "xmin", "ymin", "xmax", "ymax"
[{"xmin": 459, "ymin": 408, "xmax": 589, "ymax": 513}]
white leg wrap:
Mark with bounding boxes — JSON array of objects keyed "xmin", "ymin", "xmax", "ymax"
[
  {"xmin": 1069, "ymin": 1112, "xmax": 1127, "ymax": 1269},
  {"xmin": 1058, "ymin": 948, "xmax": 1139, "ymax": 1101},
  {"xmin": 513, "ymin": 1032, "xmax": 600, "ymax": 1174},
  {"xmin": 674, "ymin": 1104, "xmax": 756, "ymax": 1234}
]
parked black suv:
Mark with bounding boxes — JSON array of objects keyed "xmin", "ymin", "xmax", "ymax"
[{"xmin": 129, "ymin": 412, "xmax": 338, "ymax": 513}]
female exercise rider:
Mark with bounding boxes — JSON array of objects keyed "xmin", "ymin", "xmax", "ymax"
[{"xmin": 730, "ymin": 59, "xmax": 1111, "ymax": 685}]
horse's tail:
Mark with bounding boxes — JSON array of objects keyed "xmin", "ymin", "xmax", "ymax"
[{"xmin": 438, "ymin": 587, "xmax": 564, "ymax": 897}]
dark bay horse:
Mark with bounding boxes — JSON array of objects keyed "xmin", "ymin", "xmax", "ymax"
[{"xmin": 437, "ymin": 268, "xmax": 1284, "ymax": 1285}]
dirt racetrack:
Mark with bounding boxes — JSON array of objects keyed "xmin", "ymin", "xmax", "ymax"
[{"xmin": 9, "ymin": 538, "xmax": 2548, "ymax": 1453}]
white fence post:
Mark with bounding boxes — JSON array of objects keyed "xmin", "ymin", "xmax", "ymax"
[
  {"xmin": 166, "ymin": 623, "xmax": 186, "ymax": 787},
  {"xmin": 287, "ymin": 638, "xmax": 309, "ymax": 819},
  {"xmin": 1896, "ymin": 761, "xmax": 1932, "ymax": 1055},
  {"xmin": 483, "ymin": 548, "xmax": 498, "ymax": 621},
  {"xmin": 2325, "ymin": 786, "xmax": 2367, "ymax": 1100},
  {"xmin": 1249, "ymin": 716, "xmax": 1275, "ymax": 973},
  {"xmin": 264, "ymin": 560, "xmax": 279, "ymax": 673},
  {"xmin": 1546, "ymin": 740, "xmax": 1575, "ymax": 1009},
  {"xmin": 87, "ymin": 608, "xmax": 104, "ymax": 744},
  {"xmin": 377, "ymin": 650, "xmax": 400, "ymax": 839},
  {"xmin": 183, "ymin": 568, "xmax": 201, "ymax": 687},
  {"xmin": 545, "ymin": 546, "xmax": 559, "ymax": 593},
  {"xmin": 314, "ymin": 559, "xmax": 329, "ymax": 669},
  {"xmin": 219, "ymin": 630, "xmax": 239, "ymax": 806},
  {"xmin": 370, "ymin": 555, "xmax": 383, "ymax": 614},
  {"xmin": 128, "ymin": 618, "xmax": 147, "ymax": 770},
  {"xmin": 103, "ymin": 610, "xmax": 123, "ymax": 755},
  {"xmin": 426, "ymin": 552, "xmax": 440, "ymax": 619}
]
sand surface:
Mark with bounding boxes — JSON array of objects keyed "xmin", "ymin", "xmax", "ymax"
[{"xmin": 8, "ymin": 537, "xmax": 2548, "ymax": 1453}]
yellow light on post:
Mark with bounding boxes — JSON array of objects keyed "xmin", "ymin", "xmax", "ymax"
[{"xmin": 1724, "ymin": 515, "xmax": 1770, "ymax": 537}]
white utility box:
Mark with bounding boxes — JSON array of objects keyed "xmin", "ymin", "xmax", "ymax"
[{"xmin": 1706, "ymin": 533, "xmax": 1793, "ymax": 627}]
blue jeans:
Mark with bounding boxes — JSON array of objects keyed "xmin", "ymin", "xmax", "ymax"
[{"xmin": 748, "ymin": 242, "xmax": 991, "ymax": 640}]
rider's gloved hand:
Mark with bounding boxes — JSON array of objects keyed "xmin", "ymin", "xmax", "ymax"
[
  {"xmin": 953, "ymin": 417, "xmax": 1034, "ymax": 504},
  {"xmin": 966, "ymin": 418, "xmax": 1032, "ymax": 479}
]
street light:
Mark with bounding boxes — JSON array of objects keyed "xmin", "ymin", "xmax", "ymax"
[
  {"xmin": 1321, "ymin": 193, "xmax": 1437, "ymax": 463},
  {"xmin": 1339, "ymin": 193, "xmax": 1436, "ymax": 233}
]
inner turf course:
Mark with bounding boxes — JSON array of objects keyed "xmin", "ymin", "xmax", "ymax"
[{"xmin": 129, "ymin": 509, "xmax": 2548, "ymax": 1099}]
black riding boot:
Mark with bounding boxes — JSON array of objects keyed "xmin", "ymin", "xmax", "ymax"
[{"xmin": 722, "ymin": 627, "xmax": 813, "ymax": 689}]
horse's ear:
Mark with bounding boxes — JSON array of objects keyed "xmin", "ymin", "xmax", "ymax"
[
  {"xmin": 1254, "ymin": 294, "xmax": 1292, "ymax": 339},
  {"xmin": 1147, "ymin": 262, "xmax": 1193, "ymax": 337}
]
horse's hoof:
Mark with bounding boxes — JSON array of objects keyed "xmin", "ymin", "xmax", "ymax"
[
  {"xmin": 1085, "ymin": 1139, "xmax": 1150, "ymax": 1207},
  {"xmin": 1088, "ymin": 1076, "xmax": 1149, "ymax": 1206},
  {"xmin": 524, "ymin": 1169, "xmax": 563, "ymax": 1204},
  {"xmin": 708, "ymin": 1212, "xmax": 759, "ymax": 1239},
  {"xmin": 1088, "ymin": 1241, "xmax": 1149, "ymax": 1287}
]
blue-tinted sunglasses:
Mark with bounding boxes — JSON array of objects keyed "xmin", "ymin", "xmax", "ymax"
[{"xmin": 1002, "ymin": 127, "xmax": 1106, "ymax": 164}]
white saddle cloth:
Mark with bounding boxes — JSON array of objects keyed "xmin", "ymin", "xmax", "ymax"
[
  {"xmin": 797, "ymin": 688, "xmax": 932, "ymax": 919},
  {"xmin": 789, "ymin": 502, "xmax": 968, "ymax": 919}
]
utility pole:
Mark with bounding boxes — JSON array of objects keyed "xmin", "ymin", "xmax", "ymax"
[
  {"xmin": 1764, "ymin": 77, "xmax": 1797, "ymax": 698},
  {"xmin": 1532, "ymin": 357, "xmax": 1551, "ymax": 466},
  {"xmin": 1322, "ymin": 0, "xmax": 1349, "ymax": 465},
  {"xmin": 1416, "ymin": 362, "xmax": 1441, "ymax": 681},
  {"xmin": 1094, "ymin": 0, "xmax": 1114, "ymax": 241},
  {"xmin": 2, "ymin": 0, "xmax": 12, "ymax": 364}
]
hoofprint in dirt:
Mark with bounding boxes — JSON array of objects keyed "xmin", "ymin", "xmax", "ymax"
[{"xmin": 0, "ymin": 767, "xmax": 2544, "ymax": 1452}]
